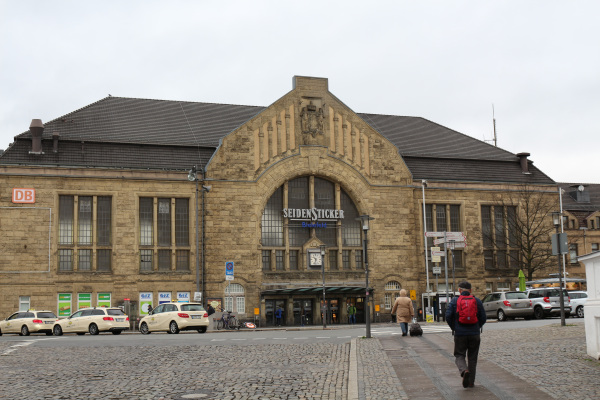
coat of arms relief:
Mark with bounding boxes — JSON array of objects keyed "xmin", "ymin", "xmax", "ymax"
[{"xmin": 299, "ymin": 99, "xmax": 326, "ymax": 145}]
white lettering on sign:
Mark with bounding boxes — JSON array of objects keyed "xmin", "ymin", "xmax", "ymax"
[
  {"xmin": 282, "ymin": 207, "xmax": 344, "ymax": 221},
  {"xmin": 12, "ymin": 188, "xmax": 36, "ymax": 204}
]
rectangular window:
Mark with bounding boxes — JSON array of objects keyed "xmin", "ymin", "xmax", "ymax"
[
  {"xmin": 175, "ymin": 198, "xmax": 189, "ymax": 246},
  {"xmin": 355, "ymin": 250, "xmax": 363, "ymax": 269},
  {"xmin": 436, "ymin": 205, "xmax": 447, "ymax": 232},
  {"xmin": 158, "ymin": 249, "xmax": 171, "ymax": 271},
  {"xmin": 262, "ymin": 250, "xmax": 271, "ymax": 271},
  {"xmin": 176, "ymin": 250, "xmax": 189, "ymax": 271},
  {"xmin": 342, "ymin": 250, "xmax": 351, "ymax": 270},
  {"xmin": 157, "ymin": 198, "xmax": 171, "ymax": 246},
  {"xmin": 224, "ymin": 297, "xmax": 233, "ymax": 313},
  {"xmin": 384, "ymin": 293, "xmax": 392, "ymax": 310},
  {"xmin": 97, "ymin": 197, "xmax": 111, "ymax": 245},
  {"xmin": 509, "ymin": 250, "xmax": 520, "ymax": 269},
  {"xmin": 78, "ymin": 196, "xmax": 92, "ymax": 245},
  {"xmin": 289, "ymin": 250, "xmax": 298, "ymax": 270},
  {"xmin": 481, "ymin": 206, "xmax": 492, "ymax": 248},
  {"xmin": 275, "ymin": 250, "xmax": 285, "ymax": 270},
  {"xmin": 497, "ymin": 282, "xmax": 511, "ymax": 292},
  {"xmin": 329, "ymin": 250, "xmax": 338, "ymax": 270},
  {"xmin": 59, "ymin": 196, "xmax": 74, "ymax": 245},
  {"xmin": 497, "ymin": 251, "xmax": 507, "ymax": 268},
  {"xmin": 450, "ymin": 205, "xmax": 460, "ymax": 232},
  {"xmin": 495, "ymin": 207, "xmax": 506, "ymax": 248},
  {"xmin": 592, "ymin": 243, "xmax": 599, "ymax": 252},
  {"xmin": 140, "ymin": 250, "xmax": 153, "ymax": 271},
  {"xmin": 451, "ymin": 249, "xmax": 463, "ymax": 269},
  {"xmin": 78, "ymin": 249, "xmax": 91, "ymax": 271},
  {"xmin": 97, "ymin": 249, "xmax": 111, "ymax": 272},
  {"xmin": 59, "ymin": 249, "xmax": 73, "ymax": 271},
  {"xmin": 19, "ymin": 296, "xmax": 31, "ymax": 311},
  {"xmin": 236, "ymin": 297, "xmax": 245, "ymax": 314},
  {"xmin": 140, "ymin": 198, "xmax": 153, "ymax": 246},
  {"xmin": 485, "ymin": 282, "xmax": 493, "ymax": 292},
  {"xmin": 484, "ymin": 250, "xmax": 494, "ymax": 270},
  {"xmin": 569, "ymin": 244, "xmax": 578, "ymax": 264}
]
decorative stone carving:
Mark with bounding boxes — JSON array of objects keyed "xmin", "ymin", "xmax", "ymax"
[{"xmin": 300, "ymin": 100, "xmax": 325, "ymax": 144}]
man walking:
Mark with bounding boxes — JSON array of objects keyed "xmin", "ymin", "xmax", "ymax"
[{"xmin": 445, "ymin": 281, "xmax": 486, "ymax": 388}]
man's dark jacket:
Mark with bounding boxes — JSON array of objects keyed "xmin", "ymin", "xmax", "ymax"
[{"xmin": 445, "ymin": 290, "xmax": 487, "ymax": 336}]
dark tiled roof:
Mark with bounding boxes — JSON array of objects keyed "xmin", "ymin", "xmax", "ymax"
[
  {"xmin": 1, "ymin": 96, "xmax": 555, "ymax": 184},
  {"xmin": 558, "ymin": 183, "xmax": 600, "ymax": 212},
  {"xmin": 405, "ymin": 157, "xmax": 554, "ymax": 184}
]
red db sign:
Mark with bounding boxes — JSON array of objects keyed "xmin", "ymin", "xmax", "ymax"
[{"xmin": 12, "ymin": 188, "xmax": 36, "ymax": 204}]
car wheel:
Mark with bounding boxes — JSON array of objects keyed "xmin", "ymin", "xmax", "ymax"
[
  {"xmin": 53, "ymin": 325, "xmax": 63, "ymax": 336},
  {"xmin": 169, "ymin": 321, "xmax": 180, "ymax": 334},
  {"xmin": 140, "ymin": 322, "xmax": 150, "ymax": 335},
  {"xmin": 576, "ymin": 306, "xmax": 584, "ymax": 318},
  {"xmin": 20, "ymin": 325, "xmax": 30, "ymax": 336},
  {"xmin": 89, "ymin": 323, "xmax": 99, "ymax": 335},
  {"xmin": 533, "ymin": 307, "xmax": 545, "ymax": 320},
  {"xmin": 497, "ymin": 310, "xmax": 506, "ymax": 322},
  {"xmin": 198, "ymin": 326, "xmax": 207, "ymax": 333},
  {"xmin": 76, "ymin": 332, "xmax": 85, "ymax": 336},
  {"xmin": 112, "ymin": 330, "xmax": 122, "ymax": 335}
]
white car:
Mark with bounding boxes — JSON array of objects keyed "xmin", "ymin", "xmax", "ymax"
[
  {"xmin": 139, "ymin": 302, "xmax": 209, "ymax": 334},
  {"xmin": 53, "ymin": 307, "xmax": 130, "ymax": 336},
  {"xmin": 0, "ymin": 310, "xmax": 58, "ymax": 336},
  {"xmin": 569, "ymin": 291, "xmax": 588, "ymax": 318}
]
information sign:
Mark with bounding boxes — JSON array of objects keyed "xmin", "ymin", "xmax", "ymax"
[
  {"xmin": 225, "ymin": 261, "xmax": 234, "ymax": 281},
  {"xmin": 139, "ymin": 292, "xmax": 153, "ymax": 315},
  {"xmin": 158, "ymin": 292, "xmax": 171, "ymax": 304}
]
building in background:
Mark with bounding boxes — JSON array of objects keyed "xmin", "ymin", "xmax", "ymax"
[{"xmin": 0, "ymin": 76, "xmax": 562, "ymax": 325}]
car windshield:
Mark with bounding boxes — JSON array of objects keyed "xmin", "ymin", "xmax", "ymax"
[
  {"xmin": 181, "ymin": 304, "xmax": 205, "ymax": 312},
  {"xmin": 107, "ymin": 309, "xmax": 126, "ymax": 316},
  {"xmin": 37, "ymin": 312, "xmax": 57, "ymax": 318}
]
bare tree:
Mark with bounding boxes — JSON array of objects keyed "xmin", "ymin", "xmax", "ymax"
[{"xmin": 482, "ymin": 185, "xmax": 559, "ymax": 281}]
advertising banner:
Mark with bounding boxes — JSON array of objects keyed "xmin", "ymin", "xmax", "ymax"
[
  {"xmin": 158, "ymin": 292, "xmax": 171, "ymax": 304},
  {"xmin": 177, "ymin": 292, "xmax": 190, "ymax": 303},
  {"xmin": 78, "ymin": 293, "xmax": 92, "ymax": 309},
  {"xmin": 97, "ymin": 293, "xmax": 111, "ymax": 307},
  {"xmin": 58, "ymin": 293, "xmax": 72, "ymax": 317},
  {"xmin": 139, "ymin": 292, "xmax": 153, "ymax": 315}
]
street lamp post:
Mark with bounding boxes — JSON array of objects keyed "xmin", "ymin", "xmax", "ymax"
[
  {"xmin": 320, "ymin": 244, "xmax": 326, "ymax": 329},
  {"xmin": 189, "ymin": 166, "xmax": 211, "ymax": 306},
  {"xmin": 357, "ymin": 215, "xmax": 374, "ymax": 338},
  {"xmin": 552, "ymin": 211, "xmax": 567, "ymax": 327}
]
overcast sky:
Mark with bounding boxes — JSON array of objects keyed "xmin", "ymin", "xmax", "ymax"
[{"xmin": 1, "ymin": 1, "xmax": 598, "ymax": 183}]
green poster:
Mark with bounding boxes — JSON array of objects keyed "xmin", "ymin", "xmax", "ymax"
[
  {"xmin": 98, "ymin": 293, "xmax": 111, "ymax": 307},
  {"xmin": 58, "ymin": 293, "xmax": 72, "ymax": 317},
  {"xmin": 139, "ymin": 292, "xmax": 153, "ymax": 315},
  {"xmin": 78, "ymin": 293, "xmax": 91, "ymax": 309}
]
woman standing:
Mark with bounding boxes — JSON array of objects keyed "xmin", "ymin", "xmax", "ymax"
[{"xmin": 391, "ymin": 289, "xmax": 414, "ymax": 336}]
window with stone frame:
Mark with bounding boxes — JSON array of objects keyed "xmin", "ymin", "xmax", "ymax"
[
  {"xmin": 260, "ymin": 176, "xmax": 362, "ymax": 272},
  {"xmin": 569, "ymin": 244, "xmax": 578, "ymax": 264},
  {"xmin": 424, "ymin": 204, "xmax": 464, "ymax": 269},
  {"xmin": 58, "ymin": 195, "xmax": 112, "ymax": 272},
  {"xmin": 138, "ymin": 197, "xmax": 190, "ymax": 272},
  {"xmin": 481, "ymin": 205, "xmax": 519, "ymax": 270}
]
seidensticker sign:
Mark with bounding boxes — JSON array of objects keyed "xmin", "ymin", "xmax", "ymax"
[{"xmin": 283, "ymin": 208, "xmax": 344, "ymax": 220}]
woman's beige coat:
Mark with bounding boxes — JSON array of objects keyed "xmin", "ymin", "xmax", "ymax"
[{"xmin": 391, "ymin": 296, "xmax": 415, "ymax": 323}]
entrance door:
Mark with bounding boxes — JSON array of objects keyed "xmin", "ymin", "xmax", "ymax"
[
  {"xmin": 293, "ymin": 299, "xmax": 312, "ymax": 326},
  {"xmin": 353, "ymin": 297, "xmax": 365, "ymax": 323},
  {"xmin": 265, "ymin": 299, "xmax": 286, "ymax": 326}
]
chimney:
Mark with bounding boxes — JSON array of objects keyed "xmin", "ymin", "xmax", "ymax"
[
  {"xmin": 29, "ymin": 119, "xmax": 44, "ymax": 154},
  {"xmin": 52, "ymin": 131, "xmax": 60, "ymax": 153},
  {"xmin": 516, "ymin": 152, "xmax": 531, "ymax": 174}
]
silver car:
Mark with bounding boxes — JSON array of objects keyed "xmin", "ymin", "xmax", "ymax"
[
  {"xmin": 569, "ymin": 291, "xmax": 587, "ymax": 318},
  {"xmin": 526, "ymin": 288, "xmax": 572, "ymax": 319},
  {"xmin": 482, "ymin": 291, "xmax": 533, "ymax": 321}
]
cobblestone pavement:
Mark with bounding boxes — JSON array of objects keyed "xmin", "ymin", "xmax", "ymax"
[{"xmin": 0, "ymin": 322, "xmax": 597, "ymax": 399}]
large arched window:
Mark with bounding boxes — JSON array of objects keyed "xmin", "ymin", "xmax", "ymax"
[{"xmin": 261, "ymin": 176, "xmax": 362, "ymax": 272}]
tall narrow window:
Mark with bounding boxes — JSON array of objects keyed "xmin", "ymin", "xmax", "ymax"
[
  {"xmin": 59, "ymin": 249, "xmax": 73, "ymax": 271},
  {"xmin": 315, "ymin": 178, "xmax": 336, "ymax": 246},
  {"xmin": 140, "ymin": 198, "xmax": 153, "ymax": 246},
  {"xmin": 262, "ymin": 187, "xmax": 283, "ymax": 246},
  {"xmin": 78, "ymin": 196, "xmax": 92, "ymax": 245},
  {"xmin": 158, "ymin": 249, "xmax": 171, "ymax": 271},
  {"xmin": 176, "ymin": 250, "xmax": 189, "ymax": 271},
  {"xmin": 262, "ymin": 250, "xmax": 271, "ymax": 271},
  {"xmin": 436, "ymin": 205, "xmax": 447, "ymax": 232},
  {"xmin": 59, "ymin": 196, "xmax": 74, "ymax": 245},
  {"xmin": 158, "ymin": 198, "xmax": 171, "ymax": 246},
  {"xmin": 97, "ymin": 197, "xmax": 111, "ymax": 246},
  {"xmin": 329, "ymin": 250, "xmax": 338, "ymax": 270},
  {"xmin": 78, "ymin": 250, "xmax": 91, "ymax": 271},
  {"xmin": 341, "ymin": 191, "xmax": 361, "ymax": 246},
  {"xmin": 140, "ymin": 250, "xmax": 153, "ymax": 271},
  {"xmin": 97, "ymin": 249, "xmax": 111, "ymax": 272},
  {"xmin": 481, "ymin": 206, "xmax": 492, "ymax": 248},
  {"xmin": 175, "ymin": 198, "xmax": 189, "ymax": 246},
  {"xmin": 288, "ymin": 177, "xmax": 310, "ymax": 246},
  {"xmin": 289, "ymin": 250, "xmax": 298, "ymax": 270},
  {"xmin": 355, "ymin": 250, "xmax": 363, "ymax": 270},
  {"xmin": 276, "ymin": 250, "xmax": 285, "ymax": 270},
  {"xmin": 342, "ymin": 250, "xmax": 351, "ymax": 270}
]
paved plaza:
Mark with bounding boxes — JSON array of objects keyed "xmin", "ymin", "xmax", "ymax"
[{"xmin": 0, "ymin": 322, "xmax": 597, "ymax": 399}]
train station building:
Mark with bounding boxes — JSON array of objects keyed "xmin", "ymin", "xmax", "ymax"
[{"xmin": 0, "ymin": 76, "xmax": 564, "ymax": 326}]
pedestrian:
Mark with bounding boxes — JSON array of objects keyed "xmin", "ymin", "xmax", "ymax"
[
  {"xmin": 347, "ymin": 303, "xmax": 357, "ymax": 324},
  {"xmin": 275, "ymin": 306, "xmax": 283, "ymax": 326},
  {"xmin": 206, "ymin": 303, "xmax": 215, "ymax": 317},
  {"xmin": 445, "ymin": 280, "xmax": 487, "ymax": 388},
  {"xmin": 391, "ymin": 289, "xmax": 414, "ymax": 336}
]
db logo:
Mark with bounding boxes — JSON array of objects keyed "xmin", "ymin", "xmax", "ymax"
[{"xmin": 12, "ymin": 188, "xmax": 36, "ymax": 204}]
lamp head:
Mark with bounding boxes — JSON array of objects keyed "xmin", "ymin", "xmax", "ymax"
[
  {"xmin": 188, "ymin": 166, "xmax": 197, "ymax": 181},
  {"xmin": 551, "ymin": 211, "xmax": 561, "ymax": 227},
  {"xmin": 320, "ymin": 245, "xmax": 326, "ymax": 255},
  {"xmin": 356, "ymin": 214, "xmax": 374, "ymax": 231},
  {"xmin": 202, "ymin": 185, "xmax": 212, "ymax": 192}
]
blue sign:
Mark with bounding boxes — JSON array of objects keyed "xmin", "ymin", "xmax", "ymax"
[{"xmin": 225, "ymin": 261, "xmax": 234, "ymax": 281}]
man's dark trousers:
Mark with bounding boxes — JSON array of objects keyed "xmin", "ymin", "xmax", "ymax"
[{"xmin": 453, "ymin": 333, "xmax": 481, "ymax": 385}]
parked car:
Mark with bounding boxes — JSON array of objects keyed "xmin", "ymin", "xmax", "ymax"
[
  {"xmin": 568, "ymin": 291, "xmax": 588, "ymax": 318},
  {"xmin": 481, "ymin": 291, "xmax": 533, "ymax": 321},
  {"xmin": 53, "ymin": 307, "xmax": 129, "ymax": 336},
  {"xmin": 0, "ymin": 310, "xmax": 58, "ymax": 336},
  {"xmin": 526, "ymin": 288, "xmax": 572, "ymax": 319},
  {"xmin": 139, "ymin": 302, "xmax": 209, "ymax": 334}
]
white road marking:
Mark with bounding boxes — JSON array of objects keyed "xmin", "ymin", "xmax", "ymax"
[
  {"xmin": 252, "ymin": 338, "xmax": 266, "ymax": 340},
  {"xmin": 316, "ymin": 336, "xmax": 330, "ymax": 339},
  {"xmin": 293, "ymin": 337, "xmax": 308, "ymax": 340},
  {"xmin": 231, "ymin": 338, "xmax": 246, "ymax": 341},
  {"xmin": 211, "ymin": 339, "xmax": 226, "ymax": 341},
  {"xmin": 337, "ymin": 336, "xmax": 351, "ymax": 338}
]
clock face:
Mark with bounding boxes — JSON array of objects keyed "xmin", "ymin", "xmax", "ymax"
[{"xmin": 309, "ymin": 252, "xmax": 322, "ymax": 266}]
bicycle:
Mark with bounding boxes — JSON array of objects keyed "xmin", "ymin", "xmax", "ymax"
[{"xmin": 216, "ymin": 311, "xmax": 239, "ymax": 330}]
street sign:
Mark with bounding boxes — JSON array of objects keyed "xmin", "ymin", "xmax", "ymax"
[
  {"xmin": 225, "ymin": 261, "xmax": 234, "ymax": 281},
  {"xmin": 433, "ymin": 266, "xmax": 442, "ymax": 274},
  {"xmin": 434, "ymin": 238, "xmax": 467, "ymax": 247},
  {"xmin": 425, "ymin": 232, "xmax": 445, "ymax": 238}
]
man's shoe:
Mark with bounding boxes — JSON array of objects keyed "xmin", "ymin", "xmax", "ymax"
[
  {"xmin": 462, "ymin": 370, "xmax": 470, "ymax": 388},
  {"xmin": 402, "ymin": 332, "xmax": 407, "ymax": 336},
  {"xmin": 468, "ymin": 383, "xmax": 474, "ymax": 388}
]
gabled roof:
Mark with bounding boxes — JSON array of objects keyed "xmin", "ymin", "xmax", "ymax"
[
  {"xmin": 0, "ymin": 96, "xmax": 555, "ymax": 184},
  {"xmin": 558, "ymin": 183, "xmax": 600, "ymax": 212}
]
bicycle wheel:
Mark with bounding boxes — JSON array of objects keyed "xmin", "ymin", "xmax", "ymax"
[{"xmin": 229, "ymin": 317, "xmax": 238, "ymax": 329}]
